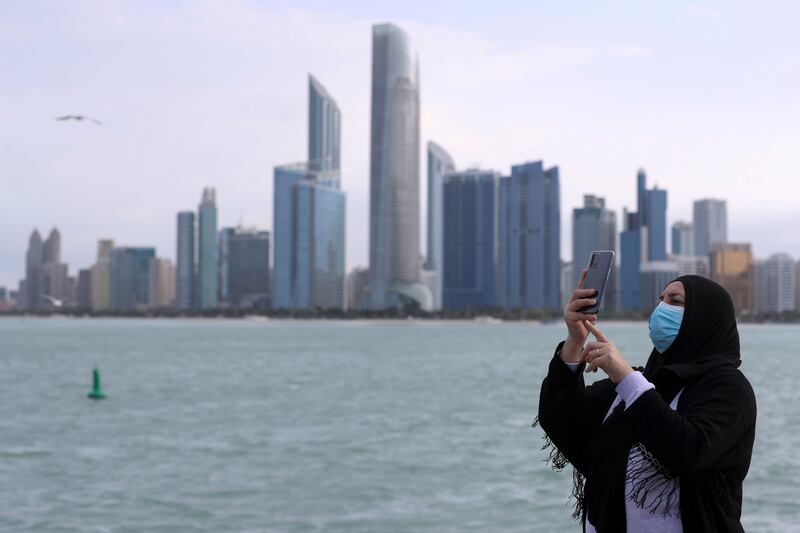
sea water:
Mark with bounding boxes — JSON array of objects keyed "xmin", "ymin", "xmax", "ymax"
[{"xmin": 0, "ymin": 319, "xmax": 796, "ymax": 532}]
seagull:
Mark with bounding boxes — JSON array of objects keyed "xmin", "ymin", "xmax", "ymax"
[
  {"xmin": 56, "ymin": 115, "xmax": 102, "ymax": 125},
  {"xmin": 41, "ymin": 294, "xmax": 63, "ymax": 307}
]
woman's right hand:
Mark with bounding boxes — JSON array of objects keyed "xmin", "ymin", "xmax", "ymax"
[{"xmin": 560, "ymin": 269, "xmax": 598, "ymax": 363}]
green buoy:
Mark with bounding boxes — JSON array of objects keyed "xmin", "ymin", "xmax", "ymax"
[{"xmin": 87, "ymin": 367, "xmax": 106, "ymax": 399}]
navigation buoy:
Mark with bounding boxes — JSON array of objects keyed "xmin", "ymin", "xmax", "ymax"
[{"xmin": 87, "ymin": 367, "xmax": 106, "ymax": 399}]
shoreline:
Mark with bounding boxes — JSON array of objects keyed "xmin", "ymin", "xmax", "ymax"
[{"xmin": 1, "ymin": 314, "xmax": 798, "ymax": 325}]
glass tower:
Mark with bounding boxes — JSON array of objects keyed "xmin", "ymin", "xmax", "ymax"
[
  {"xmin": 110, "ymin": 247, "xmax": 155, "ymax": 311},
  {"xmin": 498, "ymin": 161, "xmax": 561, "ymax": 310},
  {"xmin": 219, "ymin": 227, "xmax": 270, "ymax": 308},
  {"xmin": 572, "ymin": 195, "xmax": 617, "ymax": 309},
  {"xmin": 425, "ymin": 141, "xmax": 456, "ymax": 310},
  {"xmin": 273, "ymin": 163, "xmax": 345, "ymax": 310},
  {"xmin": 619, "ymin": 170, "xmax": 669, "ymax": 310},
  {"xmin": 273, "ymin": 74, "xmax": 345, "ymax": 310},
  {"xmin": 442, "ymin": 170, "xmax": 498, "ymax": 310},
  {"xmin": 308, "ymin": 74, "xmax": 341, "ymax": 177},
  {"xmin": 198, "ymin": 188, "xmax": 218, "ymax": 309},
  {"xmin": 693, "ymin": 199, "xmax": 727, "ymax": 257},
  {"xmin": 368, "ymin": 23, "xmax": 429, "ymax": 311},
  {"xmin": 176, "ymin": 211, "xmax": 195, "ymax": 310}
]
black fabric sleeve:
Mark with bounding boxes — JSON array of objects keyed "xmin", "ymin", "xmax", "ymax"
[
  {"xmin": 537, "ymin": 342, "xmax": 615, "ymax": 475},
  {"xmin": 624, "ymin": 368, "xmax": 756, "ymax": 476}
]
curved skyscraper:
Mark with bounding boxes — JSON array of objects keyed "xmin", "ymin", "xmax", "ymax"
[
  {"xmin": 308, "ymin": 74, "xmax": 341, "ymax": 177},
  {"xmin": 424, "ymin": 142, "xmax": 455, "ymax": 310},
  {"xmin": 368, "ymin": 23, "xmax": 429, "ymax": 310},
  {"xmin": 273, "ymin": 75, "xmax": 346, "ymax": 310}
]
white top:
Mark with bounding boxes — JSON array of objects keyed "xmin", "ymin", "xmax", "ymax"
[{"xmin": 565, "ymin": 366, "xmax": 684, "ymax": 532}]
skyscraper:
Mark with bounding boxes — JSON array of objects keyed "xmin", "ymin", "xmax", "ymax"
[
  {"xmin": 619, "ymin": 170, "xmax": 668, "ymax": 310},
  {"xmin": 346, "ymin": 267, "xmax": 369, "ymax": 311},
  {"xmin": 795, "ymin": 260, "xmax": 800, "ymax": 312},
  {"xmin": 273, "ymin": 75, "xmax": 346, "ymax": 311},
  {"xmin": 368, "ymin": 23, "xmax": 429, "ymax": 311},
  {"xmin": 219, "ymin": 227, "xmax": 270, "ymax": 308},
  {"xmin": 671, "ymin": 221, "xmax": 694, "ymax": 256},
  {"xmin": 148, "ymin": 257, "xmax": 176, "ymax": 308},
  {"xmin": 572, "ymin": 195, "xmax": 617, "ymax": 310},
  {"xmin": 425, "ymin": 142, "xmax": 456, "ymax": 310},
  {"xmin": 710, "ymin": 243, "xmax": 753, "ymax": 314},
  {"xmin": 76, "ymin": 268, "xmax": 93, "ymax": 309},
  {"xmin": 498, "ymin": 161, "xmax": 561, "ymax": 310},
  {"xmin": 754, "ymin": 253, "xmax": 796, "ymax": 314},
  {"xmin": 572, "ymin": 195, "xmax": 617, "ymax": 280},
  {"xmin": 176, "ymin": 211, "xmax": 195, "ymax": 310},
  {"xmin": 694, "ymin": 199, "xmax": 727, "ymax": 257},
  {"xmin": 646, "ymin": 186, "xmax": 668, "ymax": 261},
  {"xmin": 273, "ymin": 163, "xmax": 346, "ymax": 310},
  {"xmin": 24, "ymin": 230, "xmax": 43, "ymax": 310},
  {"xmin": 110, "ymin": 247, "xmax": 155, "ymax": 311},
  {"xmin": 308, "ymin": 74, "xmax": 341, "ymax": 176},
  {"xmin": 198, "ymin": 188, "xmax": 218, "ymax": 309},
  {"xmin": 441, "ymin": 170, "xmax": 498, "ymax": 310},
  {"xmin": 92, "ymin": 239, "xmax": 114, "ymax": 311},
  {"xmin": 639, "ymin": 261, "xmax": 681, "ymax": 312},
  {"xmin": 43, "ymin": 228, "xmax": 60, "ymax": 264}
]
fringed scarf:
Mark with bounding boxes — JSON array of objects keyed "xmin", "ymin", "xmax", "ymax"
[{"xmin": 535, "ymin": 275, "xmax": 742, "ymax": 531}]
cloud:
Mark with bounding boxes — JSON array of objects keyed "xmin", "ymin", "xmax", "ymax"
[
  {"xmin": 689, "ymin": 4, "xmax": 722, "ymax": 19},
  {"xmin": 607, "ymin": 45, "xmax": 654, "ymax": 58},
  {"xmin": 1, "ymin": 1, "xmax": 797, "ymax": 287}
]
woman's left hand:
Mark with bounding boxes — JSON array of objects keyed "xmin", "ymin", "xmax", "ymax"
[{"xmin": 580, "ymin": 321, "xmax": 634, "ymax": 384}]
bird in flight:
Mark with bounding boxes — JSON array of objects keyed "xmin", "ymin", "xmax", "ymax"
[{"xmin": 55, "ymin": 115, "xmax": 102, "ymax": 125}]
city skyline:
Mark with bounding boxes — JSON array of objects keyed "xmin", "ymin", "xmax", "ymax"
[{"xmin": 2, "ymin": 2, "xmax": 800, "ymax": 288}]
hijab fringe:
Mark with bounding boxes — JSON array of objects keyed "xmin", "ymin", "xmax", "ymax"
[
  {"xmin": 625, "ymin": 442, "xmax": 681, "ymax": 517},
  {"xmin": 532, "ymin": 416, "xmax": 586, "ymax": 521}
]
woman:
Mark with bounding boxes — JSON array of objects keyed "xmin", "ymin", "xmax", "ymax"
[{"xmin": 535, "ymin": 274, "xmax": 756, "ymax": 532}]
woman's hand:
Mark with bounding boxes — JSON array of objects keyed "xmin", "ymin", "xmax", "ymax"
[
  {"xmin": 580, "ymin": 321, "xmax": 634, "ymax": 383},
  {"xmin": 559, "ymin": 269, "xmax": 599, "ymax": 363}
]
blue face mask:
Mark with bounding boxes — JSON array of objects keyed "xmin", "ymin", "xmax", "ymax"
[{"xmin": 649, "ymin": 301, "xmax": 684, "ymax": 353}]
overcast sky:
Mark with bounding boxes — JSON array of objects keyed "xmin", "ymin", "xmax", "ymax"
[{"xmin": 2, "ymin": 0, "xmax": 799, "ymax": 288}]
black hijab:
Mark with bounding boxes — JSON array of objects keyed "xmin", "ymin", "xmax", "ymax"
[
  {"xmin": 643, "ymin": 275, "xmax": 741, "ymax": 401},
  {"xmin": 582, "ymin": 275, "xmax": 744, "ymax": 529}
]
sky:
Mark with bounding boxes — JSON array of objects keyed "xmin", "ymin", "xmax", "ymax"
[{"xmin": 1, "ymin": 0, "xmax": 799, "ymax": 288}]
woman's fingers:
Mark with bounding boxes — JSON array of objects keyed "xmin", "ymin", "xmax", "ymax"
[
  {"xmin": 566, "ymin": 297, "xmax": 597, "ymax": 311},
  {"xmin": 585, "ymin": 354, "xmax": 607, "ymax": 373},
  {"xmin": 580, "ymin": 342, "xmax": 607, "ymax": 361},
  {"xmin": 584, "ymin": 320, "xmax": 609, "ymax": 342},
  {"xmin": 569, "ymin": 288, "xmax": 596, "ymax": 303}
]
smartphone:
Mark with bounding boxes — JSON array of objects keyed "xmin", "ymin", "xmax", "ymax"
[{"xmin": 580, "ymin": 250, "xmax": 615, "ymax": 314}]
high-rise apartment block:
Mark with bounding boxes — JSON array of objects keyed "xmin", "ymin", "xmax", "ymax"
[
  {"xmin": 148, "ymin": 257, "xmax": 176, "ymax": 308},
  {"xmin": 754, "ymin": 253, "xmax": 796, "ymax": 314},
  {"xmin": 110, "ymin": 247, "xmax": 155, "ymax": 311},
  {"xmin": 219, "ymin": 227, "xmax": 270, "ymax": 309},
  {"xmin": 710, "ymin": 243, "xmax": 753, "ymax": 314}
]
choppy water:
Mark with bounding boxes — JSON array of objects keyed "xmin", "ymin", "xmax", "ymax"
[{"xmin": 0, "ymin": 318, "xmax": 797, "ymax": 532}]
